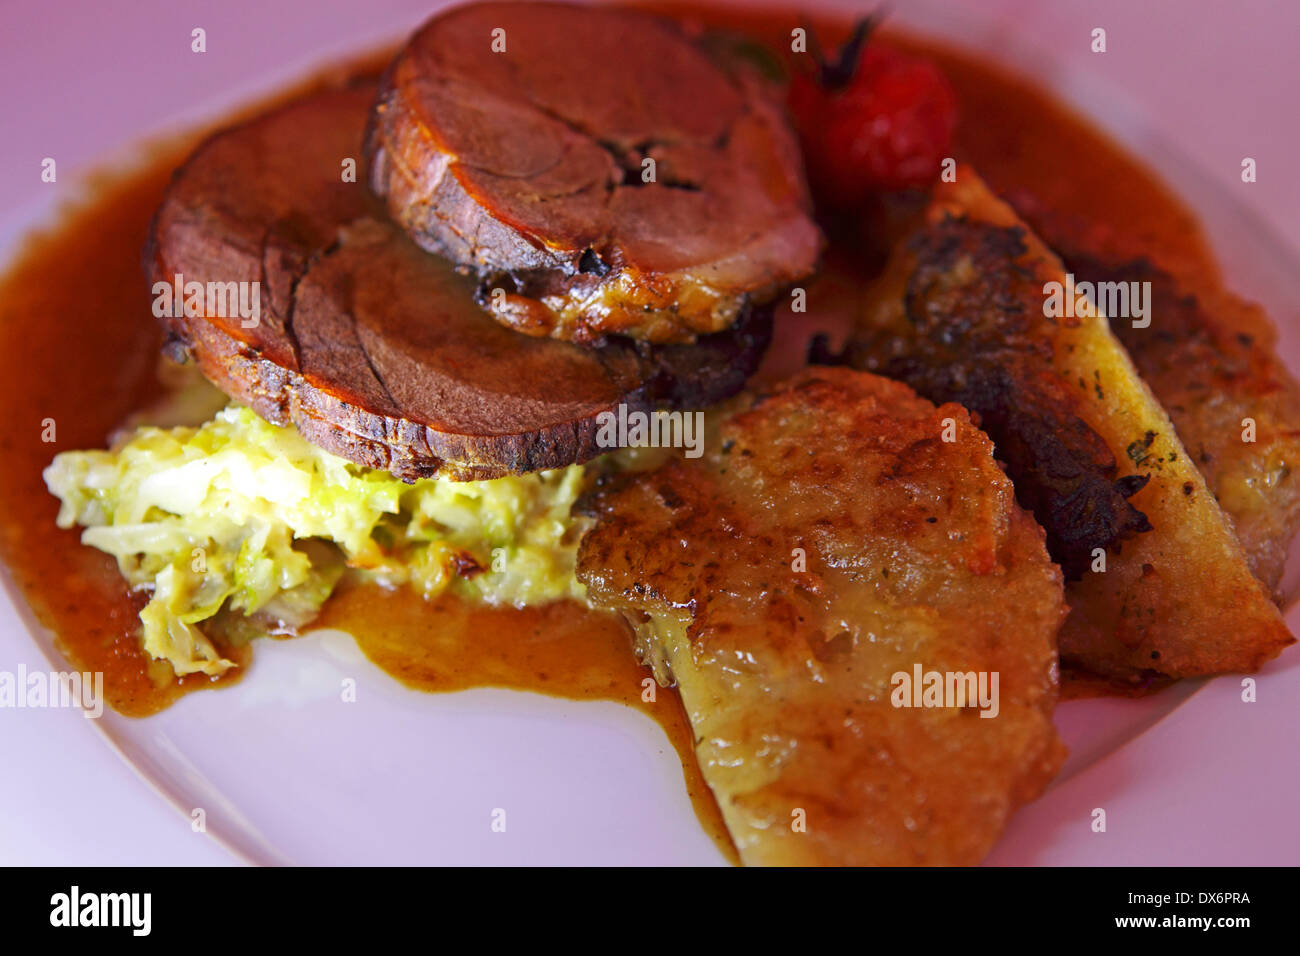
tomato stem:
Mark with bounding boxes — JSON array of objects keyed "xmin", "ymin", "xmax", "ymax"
[{"xmin": 811, "ymin": 13, "xmax": 884, "ymax": 90}]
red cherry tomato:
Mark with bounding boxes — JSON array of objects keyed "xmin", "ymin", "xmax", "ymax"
[{"xmin": 789, "ymin": 25, "xmax": 957, "ymax": 204}]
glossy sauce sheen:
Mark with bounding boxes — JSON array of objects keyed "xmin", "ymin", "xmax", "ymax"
[{"xmin": 0, "ymin": 5, "xmax": 1216, "ymax": 859}]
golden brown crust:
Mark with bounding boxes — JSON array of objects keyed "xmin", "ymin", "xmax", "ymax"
[
  {"xmin": 845, "ymin": 217, "xmax": 1152, "ymax": 578},
  {"xmin": 577, "ymin": 367, "xmax": 1067, "ymax": 865},
  {"xmin": 845, "ymin": 169, "xmax": 1294, "ymax": 684},
  {"xmin": 1008, "ymin": 205, "xmax": 1300, "ymax": 598}
]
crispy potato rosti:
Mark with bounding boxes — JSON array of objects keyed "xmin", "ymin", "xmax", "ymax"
[
  {"xmin": 577, "ymin": 367, "xmax": 1067, "ymax": 866},
  {"xmin": 1071, "ymin": 258, "xmax": 1300, "ymax": 596},
  {"xmin": 844, "ymin": 169, "xmax": 1294, "ymax": 685},
  {"xmin": 1007, "ymin": 197, "xmax": 1300, "ymax": 597},
  {"xmin": 846, "ymin": 216, "xmax": 1152, "ymax": 580}
]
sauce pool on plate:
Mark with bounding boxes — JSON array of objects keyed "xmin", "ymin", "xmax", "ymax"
[{"xmin": 0, "ymin": 3, "xmax": 1216, "ymax": 862}]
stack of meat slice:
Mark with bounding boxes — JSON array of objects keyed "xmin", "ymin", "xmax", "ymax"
[{"xmin": 148, "ymin": 2, "xmax": 821, "ymax": 480}]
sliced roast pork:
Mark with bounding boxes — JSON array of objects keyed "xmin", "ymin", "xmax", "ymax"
[
  {"xmin": 366, "ymin": 1, "xmax": 821, "ymax": 344},
  {"xmin": 146, "ymin": 85, "xmax": 771, "ymax": 480}
]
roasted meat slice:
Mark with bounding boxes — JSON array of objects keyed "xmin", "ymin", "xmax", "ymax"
[
  {"xmin": 577, "ymin": 367, "xmax": 1067, "ymax": 866},
  {"xmin": 146, "ymin": 85, "xmax": 771, "ymax": 481},
  {"xmin": 842, "ymin": 169, "xmax": 1293, "ymax": 685},
  {"xmin": 366, "ymin": 1, "xmax": 821, "ymax": 344},
  {"xmin": 1007, "ymin": 196, "xmax": 1300, "ymax": 597}
]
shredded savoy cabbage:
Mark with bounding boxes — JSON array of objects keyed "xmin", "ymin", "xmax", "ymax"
[{"xmin": 44, "ymin": 405, "xmax": 592, "ymax": 677}]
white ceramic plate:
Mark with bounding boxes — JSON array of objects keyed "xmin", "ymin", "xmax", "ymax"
[{"xmin": 2, "ymin": 0, "xmax": 1298, "ymax": 865}]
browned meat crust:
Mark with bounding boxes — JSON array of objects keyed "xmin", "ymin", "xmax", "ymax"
[
  {"xmin": 577, "ymin": 367, "xmax": 1067, "ymax": 866},
  {"xmin": 845, "ymin": 218, "xmax": 1151, "ymax": 578},
  {"xmin": 146, "ymin": 85, "xmax": 771, "ymax": 480},
  {"xmin": 365, "ymin": 1, "xmax": 821, "ymax": 344}
]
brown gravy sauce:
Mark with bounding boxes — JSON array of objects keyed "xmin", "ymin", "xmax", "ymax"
[{"xmin": 0, "ymin": 4, "xmax": 1216, "ymax": 862}]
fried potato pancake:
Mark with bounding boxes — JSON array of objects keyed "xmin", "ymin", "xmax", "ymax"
[
  {"xmin": 577, "ymin": 367, "xmax": 1067, "ymax": 865},
  {"xmin": 1008, "ymin": 198, "xmax": 1300, "ymax": 596},
  {"xmin": 845, "ymin": 169, "xmax": 1294, "ymax": 685}
]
